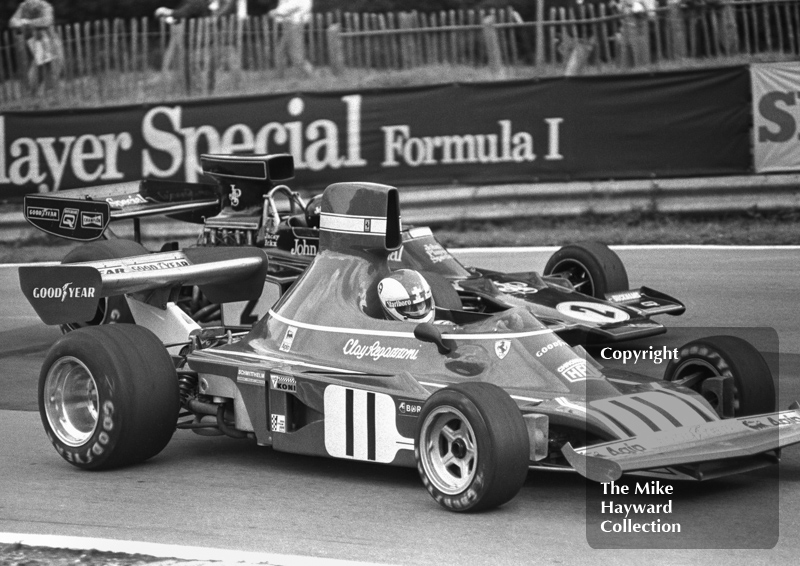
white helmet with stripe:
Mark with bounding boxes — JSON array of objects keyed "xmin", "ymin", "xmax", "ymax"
[{"xmin": 378, "ymin": 269, "xmax": 435, "ymax": 323}]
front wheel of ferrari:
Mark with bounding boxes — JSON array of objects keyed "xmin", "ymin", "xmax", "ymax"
[
  {"xmin": 664, "ymin": 335, "xmax": 776, "ymax": 417},
  {"xmin": 544, "ymin": 242, "xmax": 629, "ymax": 299},
  {"xmin": 39, "ymin": 324, "xmax": 179, "ymax": 470},
  {"xmin": 415, "ymin": 382, "xmax": 529, "ymax": 512}
]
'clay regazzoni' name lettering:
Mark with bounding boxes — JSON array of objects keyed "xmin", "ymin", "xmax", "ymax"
[{"xmin": 343, "ymin": 339, "xmax": 419, "ymax": 361}]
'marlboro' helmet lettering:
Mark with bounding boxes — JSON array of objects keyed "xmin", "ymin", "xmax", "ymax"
[{"xmin": 378, "ymin": 269, "xmax": 434, "ymax": 323}]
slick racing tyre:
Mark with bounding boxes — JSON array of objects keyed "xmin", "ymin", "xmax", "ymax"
[
  {"xmin": 664, "ymin": 335, "xmax": 776, "ymax": 417},
  {"xmin": 544, "ymin": 242, "xmax": 629, "ymax": 299},
  {"xmin": 60, "ymin": 239, "xmax": 148, "ymax": 332},
  {"xmin": 415, "ymin": 382, "xmax": 529, "ymax": 512},
  {"xmin": 39, "ymin": 324, "xmax": 179, "ymax": 470}
]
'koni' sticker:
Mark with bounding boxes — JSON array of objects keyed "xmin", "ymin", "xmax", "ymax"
[{"xmin": 323, "ymin": 385, "xmax": 414, "ymax": 463}]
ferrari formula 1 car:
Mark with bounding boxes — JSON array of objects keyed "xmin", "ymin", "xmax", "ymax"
[
  {"xmin": 23, "ymin": 153, "xmax": 684, "ymax": 344},
  {"xmin": 19, "ymin": 180, "xmax": 800, "ymax": 512}
]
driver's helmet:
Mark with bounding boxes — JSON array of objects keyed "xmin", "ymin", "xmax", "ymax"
[
  {"xmin": 378, "ymin": 269, "xmax": 435, "ymax": 323},
  {"xmin": 304, "ymin": 194, "xmax": 323, "ymax": 229}
]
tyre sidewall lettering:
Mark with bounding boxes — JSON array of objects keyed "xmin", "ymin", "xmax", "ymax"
[
  {"xmin": 416, "ymin": 447, "xmax": 489, "ymax": 511},
  {"xmin": 45, "ymin": 376, "xmax": 120, "ymax": 469},
  {"xmin": 39, "ymin": 325, "xmax": 178, "ymax": 471},
  {"xmin": 415, "ymin": 394, "xmax": 492, "ymax": 512}
]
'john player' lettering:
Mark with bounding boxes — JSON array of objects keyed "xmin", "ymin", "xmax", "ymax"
[
  {"xmin": 343, "ymin": 339, "xmax": 419, "ymax": 361},
  {"xmin": 291, "ymin": 239, "xmax": 318, "ymax": 255}
]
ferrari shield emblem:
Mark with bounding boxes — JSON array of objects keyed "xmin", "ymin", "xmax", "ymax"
[{"xmin": 495, "ymin": 340, "xmax": 511, "ymax": 359}]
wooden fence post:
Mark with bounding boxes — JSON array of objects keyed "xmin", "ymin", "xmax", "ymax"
[
  {"xmin": 667, "ymin": 2, "xmax": 687, "ymax": 59},
  {"xmin": 535, "ymin": 0, "xmax": 545, "ymax": 66},
  {"xmin": 399, "ymin": 12, "xmax": 418, "ymax": 69},
  {"xmin": 290, "ymin": 21, "xmax": 312, "ymax": 73},
  {"xmin": 11, "ymin": 31, "xmax": 28, "ymax": 95},
  {"xmin": 719, "ymin": 3, "xmax": 738, "ymax": 55},
  {"xmin": 327, "ymin": 23, "xmax": 344, "ymax": 74},
  {"xmin": 482, "ymin": 15, "xmax": 504, "ymax": 74}
]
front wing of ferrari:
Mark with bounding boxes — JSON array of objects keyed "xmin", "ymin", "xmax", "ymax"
[{"xmin": 562, "ymin": 406, "xmax": 800, "ymax": 482}]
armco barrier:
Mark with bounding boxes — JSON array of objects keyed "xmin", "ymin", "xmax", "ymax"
[
  {"xmin": 2, "ymin": 174, "xmax": 799, "ymax": 243},
  {"xmin": 400, "ymin": 174, "xmax": 800, "ymax": 223}
]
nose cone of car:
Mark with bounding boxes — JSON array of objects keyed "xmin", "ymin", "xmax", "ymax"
[{"xmin": 319, "ymin": 182, "xmax": 402, "ymax": 254}]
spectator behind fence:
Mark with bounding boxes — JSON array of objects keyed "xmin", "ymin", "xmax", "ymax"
[
  {"xmin": 9, "ymin": 0, "xmax": 63, "ymax": 94},
  {"xmin": 155, "ymin": 0, "xmax": 240, "ymax": 91},
  {"xmin": 155, "ymin": 0, "xmax": 212, "ymax": 24},
  {"xmin": 269, "ymin": 0, "xmax": 314, "ymax": 74},
  {"xmin": 155, "ymin": 0, "xmax": 216, "ymax": 91},
  {"xmin": 613, "ymin": 0, "xmax": 656, "ymax": 67}
]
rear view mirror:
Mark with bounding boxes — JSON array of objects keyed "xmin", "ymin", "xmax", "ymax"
[{"xmin": 414, "ymin": 322, "xmax": 452, "ymax": 354}]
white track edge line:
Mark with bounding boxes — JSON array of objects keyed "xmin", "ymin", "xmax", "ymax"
[
  {"xmin": 0, "ymin": 533, "xmax": 388, "ymax": 566},
  {"xmin": 451, "ymin": 245, "xmax": 800, "ymax": 253}
]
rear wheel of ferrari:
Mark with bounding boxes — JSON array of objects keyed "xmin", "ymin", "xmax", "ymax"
[
  {"xmin": 544, "ymin": 242, "xmax": 629, "ymax": 299},
  {"xmin": 415, "ymin": 382, "xmax": 529, "ymax": 512},
  {"xmin": 39, "ymin": 324, "xmax": 179, "ymax": 470},
  {"xmin": 664, "ymin": 335, "xmax": 776, "ymax": 417},
  {"xmin": 60, "ymin": 239, "xmax": 148, "ymax": 332}
]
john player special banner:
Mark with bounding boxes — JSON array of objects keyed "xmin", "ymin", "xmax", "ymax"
[
  {"xmin": 0, "ymin": 67, "xmax": 750, "ymax": 196},
  {"xmin": 751, "ymin": 61, "xmax": 800, "ymax": 173}
]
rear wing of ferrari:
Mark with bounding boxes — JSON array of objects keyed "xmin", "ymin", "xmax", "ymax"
[
  {"xmin": 23, "ymin": 153, "xmax": 295, "ymax": 242},
  {"xmin": 18, "ymin": 247, "xmax": 268, "ymax": 325},
  {"xmin": 562, "ymin": 405, "xmax": 800, "ymax": 482}
]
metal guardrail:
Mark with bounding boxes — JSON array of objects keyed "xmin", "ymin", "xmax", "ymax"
[
  {"xmin": 2, "ymin": 174, "xmax": 799, "ymax": 243},
  {"xmin": 399, "ymin": 174, "xmax": 800, "ymax": 223}
]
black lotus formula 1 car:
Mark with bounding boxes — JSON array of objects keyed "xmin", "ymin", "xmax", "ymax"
[
  {"xmin": 23, "ymin": 153, "xmax": 684, "ymax": 344},
  {"xmin": 19, "ymin": 179, "xmax": 800, "ymax": 512}
]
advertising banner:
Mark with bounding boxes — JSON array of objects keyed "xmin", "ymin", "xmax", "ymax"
[
  {"xmin": 0, "ymin": 67, "xmax": 750, "ymax": 197},
  {"xmin": 751, "ymin": 61, "xmax": 800, "ymax": 173}
]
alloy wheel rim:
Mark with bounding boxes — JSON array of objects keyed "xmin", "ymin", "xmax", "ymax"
[
  {"xmin": 420, "ymin": 406, "xmax": 478, "ymax": 495},
  {"xmin": 43, "ymin": 356, "xmax": 100, "ymax": 447}
]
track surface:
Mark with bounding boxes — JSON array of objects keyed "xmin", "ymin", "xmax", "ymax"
[{"xmin": 1, "ymin": 248, "xmax": 799, "ymax": 565}]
